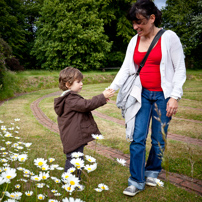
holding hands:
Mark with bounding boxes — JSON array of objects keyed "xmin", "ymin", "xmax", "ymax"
[{"xmin": 103, "ymin": 88, "xmax": 115, "ymax": 101}]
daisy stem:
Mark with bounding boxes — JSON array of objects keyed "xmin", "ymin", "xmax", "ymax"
[
  {"xmin": 36, "ymin": 186, "xmax": 38, "ymax": 202},
  {"xmin": 0, "ymin": 183, "xmax": 8, "ymax": 202}
]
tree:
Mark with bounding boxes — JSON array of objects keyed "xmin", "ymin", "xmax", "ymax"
[
  {"xmin": 161, "ymin": 0, "xmax": 202, "ymax": 68},
  {"xmin": 32, "ymin": 0, "xmax": 112, "ymax": 70},
  {"xmin": 98, "ymin": 0, "xmax": 134, "ymax": 66}
]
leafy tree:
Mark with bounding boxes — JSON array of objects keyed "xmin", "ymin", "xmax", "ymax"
[
  {"xmin": 32, "ymin": 0, "xmax": 112, "ymax": 70},
  {"xmin": 0, "ymin": 0, "xmax": 43, "ymax": 68},
  {"xmin": 161, "ymin": 0, "xmax": 202, "ymax": 68},
  {"xmin": 98, "ymin": 0, "xmax": 135, "ymax": 66}
]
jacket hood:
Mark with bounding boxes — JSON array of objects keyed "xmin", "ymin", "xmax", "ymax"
[{"xmin": 54, "ymin": 91, "xmax": 71, "ymax": 116}]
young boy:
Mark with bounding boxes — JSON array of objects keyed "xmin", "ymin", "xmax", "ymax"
[{"xmin": 54, "ymin": 67, "xmax": 114, "ymax": 173}]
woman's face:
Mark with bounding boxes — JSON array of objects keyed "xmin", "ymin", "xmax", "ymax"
[{"xmin": 132, "ymin": 14, "xmax": 155, "ymax": 37}]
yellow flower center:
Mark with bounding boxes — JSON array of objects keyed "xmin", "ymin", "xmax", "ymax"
[
  {"xmin": 43, "ymin": 176, "xmax": 46, "ymax": 179},
  {"xmin": 70, "ymin": 181, "xmax": 75, "ymax": 185},
  {"xmin": 101, "ymin": 186, "xmax": 105, "ymax": 189},
  {"xmin": 39, "ymin": 196, "xmax": 43, "ymax": 199},
  {"xmin": 35, "ymin": 177, "xmax": 39, "ymax": 180},
  {"xmin": 76, "ymin": 163, "xmax": 80, "ymax": 165},
  {"xmin": 88, "ymin": 168, "xmax": 92, "ymax": 170},
  {"xmin": 88, "ymin": 159, "xmax": 92, "ymax": 161},
  {"xmin": 10, "ymin": 195, "xmax": 15, "ymax": 198},
  {"xmin": 38, "ymin": 162, "xmax": 43, "ymax": 166},
  {"xmin": 67, "ymin": 187, "xmax": 71, "ymax": 191},
  {"xmin": 20, "ymin": 158, "xmax": 25, "ymax": 161},
  {"xmin": 27, "ymin": 193, "xmax": 31, "ymax": 196},
  {"xmin": 6, "ymin": 175, "xmax": 11, "ymax": 179},
  {"xmin": 65, "ymin": 175, "xmax": 69, "ymax": 178}
]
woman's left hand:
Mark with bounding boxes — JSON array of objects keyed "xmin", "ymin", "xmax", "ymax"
[{"xmin": 166, "ymin": 98, "xmax": 178, "ymax": 117}]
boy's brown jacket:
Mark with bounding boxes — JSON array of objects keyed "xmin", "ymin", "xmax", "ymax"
[{"xmin": 54, "ymin": 91, "xmax": 106, "ymax": 154}]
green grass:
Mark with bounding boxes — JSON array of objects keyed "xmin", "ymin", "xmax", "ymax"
[{"xmin": 0, "ymin": 88, "xmax": 201, "ymax": 201}]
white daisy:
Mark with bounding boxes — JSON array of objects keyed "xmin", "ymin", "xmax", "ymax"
[
  {"xmin": 5, "ymin": 141, "xmax": 12, "ymax": 145},
  {"xmin": 70, "ymin": 158, "xmax": 84, "ymax": 170},
  {"xmin": 34, "ymin": 158, "xmax": 47, "ymax": 168},
  {"xmin": 48, "ymin": 199, "xmax": 59, "ymax": 202},
  {"xmin": 1, "ymin": 168, "xmax": 17, "ymax": 182},
  {"xmin": 24, "ymin": 143, "xmax": 32, "ymax": 148},
  {"xmin": 38, "ymin": 194, "xmax": 45, "ymax": 200},
  {"xmin": 62, "ymin": 197, "xmax": 85, "ymax": 202},
  {"xmin": 39, "ymin": 171, "xmax": 50, "ymax": 180},
  {"xmin": 54, "ymin": 193, "xmax": 61, "ymax": 196},
  {"xmin": 85, "ymin": 155, "xmax": 96, "ymax": 163},
  {"xmin": 98, "ymin": 183, "xmax": 109, "ymax": 190},
  {"xmin": 62, "ymin": 183, "xmax": 76, "ymax": 193},
  {"xmin": 37, "ymin": 183, "xmax": 45, "ymax": 188},
  {"xmin": 84, "ymin": 163, "xmax": 97, "ymax": 173},
  {"xmin": 14, "ymin": 118, "xmax": 20, "ymax": 121},
  {"xmin": 51, "ymin": 189, "xmax": 58, "ymax": 193},
  {"xmin": 67, "ymin": 167, "xmax": 76, "ymax": 173},
  {"xmin": 92, "ymin": 134, "xmax": 104, "ymax": 140},
  {"xmin": 94, "ymin": 188, "xmax": 102, "ymax": 192},
  {"xmin": 48, "ymin": 158, "xmax": 55, "ymax": 163},
  {"xmin": 18, "ymin": 154, "xmax": 28, "ymax": 162},
  {"xmin": 25, "ymin": 191, "xmax": 33, "ymax": 196},
  {"xmin": 15, "ymin": 184, "xmax": 20, "ymax": 189},
  {"xmin": 41, "ymin": 164, "xmax": 49, "ymax": 171},
  {"xmin": 116, "ymin": 158, "xmax": 126, "ymax": 166},
  {"xmin": 31, "ymin": 175, "xmax": 42, "ymax": 182},
  {"xmin": 71, "ymin": 152, "xmax": 84, "ymax": 158}
]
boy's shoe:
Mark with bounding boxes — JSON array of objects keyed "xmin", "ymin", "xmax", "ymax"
[
  {"xmin": 123, "ymin": 185, "xmax": 141, "ymax": 196},
  {"xmin": 146, "ymin": 177, "xmax": 157, "ymax": 187}
]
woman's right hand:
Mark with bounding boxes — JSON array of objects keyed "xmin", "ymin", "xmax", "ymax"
[{"xmin": 103, "ymin": 89, "xmax": 115, "ymax": 99}]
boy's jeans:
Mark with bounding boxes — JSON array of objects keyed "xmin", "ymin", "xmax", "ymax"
[{"xmin": 128, "ymin": 88, "xmax": 171, "ymax": 190}]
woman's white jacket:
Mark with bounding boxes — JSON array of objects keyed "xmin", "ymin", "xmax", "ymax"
[
  {"xmin": 110, "ymin": 30, "xmax": 186, "ymax": 100},
  {"xmin": 109, "ymin": 30, "xmax": 186, "ymax": 141}
]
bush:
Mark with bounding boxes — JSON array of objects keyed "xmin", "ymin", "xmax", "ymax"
[{"xmin": 5, "ymin": 57, "xmax": 24, "ymax": 71}]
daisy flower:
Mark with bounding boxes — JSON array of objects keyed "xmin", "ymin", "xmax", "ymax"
[
  {"xmin": 34, "ymin": 158, "xmax": 47, "ymax": 168},
  {"xmin": 16, "ymin": 146, "xmax": 23, "ymax": 150},
  {"xmin": 4, "ymin": 199, "xmax": 16, "ymax": 202},
  {"xmin": 0, "ymin": 147, "xmax": 6, "ymax": 151},
  {"xmin": 156, "ymin": 179, "xmax": 164, "ymax": 187},
  {"xmin": 5, "ymin": 141, "xmax": 12, "ymax": 145},
  {"xmin": 67, "ymin": 175, "xmax": 80, "ymax": 187},
  {"xmin": 23, "ymin": 169, "xmax": 31, "ymax": 175},
  {"xmin": 62, "ymin": 197, "xmax": 85, "ymax": 202},
  {"xmin": 56, "ymin": 166, "xmax": 64, "ymax": 170},
  {"xmin": 4, "ymin": 132, "xmax": 12, "ymax": 137},
  {"xmin": 37, "ymin": 183, "xmax": 45, "ymax": 188},
  {"xmin": 70, "ymin": 158, "xmax": 84, "ymax": 170},
  {"xmin": 85, "ymin": 155, "xmax": 96, "ymax": 163},
  {"xmin": 1, "ymin": 167, "xmax": 17, "ymax": 182},
  {"xmin": 24, "ymin": 143, "xmax": 32, "ymax": 148},
  {"xmin": 41, "ymin": 164, "xmax": 49, "ymax": 171},
  {"xmin": 48, "ymin": 158, "xmax": 55, "ymax": 163},
  {"xmin": 98, "ymin": 183, "xmax": 109, "ymax": 190},
  {"xmin": 1, "ymin": 125, "xmax": 7, "ymax": 131},
  {"xmin": 38, "ymin": 194, "xmax": 45, "ymax": 200},
  {"xmin": 17, "ymin": 167, "xmax": 24, "ymax": 171},
  {"xmin": 54, "ymin": 193, "xmax": 61, "ymax": 196},
  {"xmin": 5, "ymin": 191, "xmax": 22, "ymax": 200},
  {"xmin": 116, "ymin": 158, "xmax": 126, "ymax": 166},
  {"xmin": 15, "ymin": 137, "xmax": 20, "ymax": 139},
  {"xmin": 39, "ymin": 171, "xmax": 50, "ymax": 180},
  {"xmin": 62, "ymin": 184, "xmax": 76, "ymax": 193},
  {"xmin": 67, "ymin": 167, "xmax": 76, "ymax": 173},
  {"xmin": 0, "ymin": 120, "xmax": 4, "ymax": 123},
  {"xmin": 14, "ymin": 118, "xmax": 20, "ymax": 121},
  {"xmin": 54, "ymin": 178, "xmax": 61, "ymax": 184},
  {"xmin": 84, "ymin": 163, "xmax": 97, "ymax": 173},
  {"xmin": 48, "ymin": 200, "xmax": 59, "ymax": 202},
  {"xmin": 92, "ymin": 134, "xmax": 104, "ymax": 140},
  {"xmin": 51, "ymin": 189, "xmax": 58, "ymax": 194},
  {"xmin": 15, "ymin": 184, "xmax": 20, "ymax": 189},
  {"xmin": 31, "ymin": 175, "xmax": 42, "ymax": 182},
  {"xmin": 25, "ymin": 191, "xmax": 33, "ymax": 196},
  {"xmin": 1, "ymin": 158, "xmax": 8, "ymax": 163},
  {"xmin": 18, "ymin": 154, "xmax": 28, "ymax": 162},
  {"xmin": 16, "ymin": 126, "xmax": 20, "ymax": 130},
  {"xmin": 71, "ymin": 152, "xmax": 84, "ymax": 158},
  {"xmin": 94, "ymin": 188, "xmax": 102, "ymax": 192}
]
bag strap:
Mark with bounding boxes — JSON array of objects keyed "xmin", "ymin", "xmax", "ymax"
[{"xmin": 136, "ymin": 29, "xmax": 166, "ymax": 76}]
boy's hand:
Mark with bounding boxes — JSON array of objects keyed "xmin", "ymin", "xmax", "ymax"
[{"xmin": 103, "ymin": 89, "xmax": 115, "ymax": 99}]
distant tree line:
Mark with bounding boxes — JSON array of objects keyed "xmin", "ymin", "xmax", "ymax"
[{"xmin": 0, "ymin": 0, "xmax": 202, "ymax": 72}]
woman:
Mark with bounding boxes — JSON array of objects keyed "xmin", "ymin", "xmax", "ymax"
[{"xmin": 109, "ymin": 0, "xmax": 186, "ymax": 197}]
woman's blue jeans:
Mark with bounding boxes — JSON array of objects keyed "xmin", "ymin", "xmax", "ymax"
[{"xmin": 128, "ymin": 88, "xmax": 171, "ymax": 190}]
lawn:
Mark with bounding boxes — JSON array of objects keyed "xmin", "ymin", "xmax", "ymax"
[{"xmin": 0, "ymin": 69, "xmax": 202, "ymax": 201}]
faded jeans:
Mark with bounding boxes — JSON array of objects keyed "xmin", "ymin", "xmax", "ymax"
[{"xmin": 128, "ymin": 88, "xmax": 171, "ymax": 190}]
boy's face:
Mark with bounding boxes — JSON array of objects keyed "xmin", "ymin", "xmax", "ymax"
[{"xmin": 68, "ymin": 79, "xmax": 83, "ymax": 93}]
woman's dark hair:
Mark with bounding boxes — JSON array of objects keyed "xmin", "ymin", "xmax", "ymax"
[
  {"xmin": 127, "ymin": 0, "xmax": 162, "ymax": 27},
  {"xmin": 59, "ymin": 67, "xmax": 83, "ymax": 91}
]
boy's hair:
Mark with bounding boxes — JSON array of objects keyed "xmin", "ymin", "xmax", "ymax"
[{"xmin": 59, "ymin": 67, "xmax": 83, "ymax": 91}]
